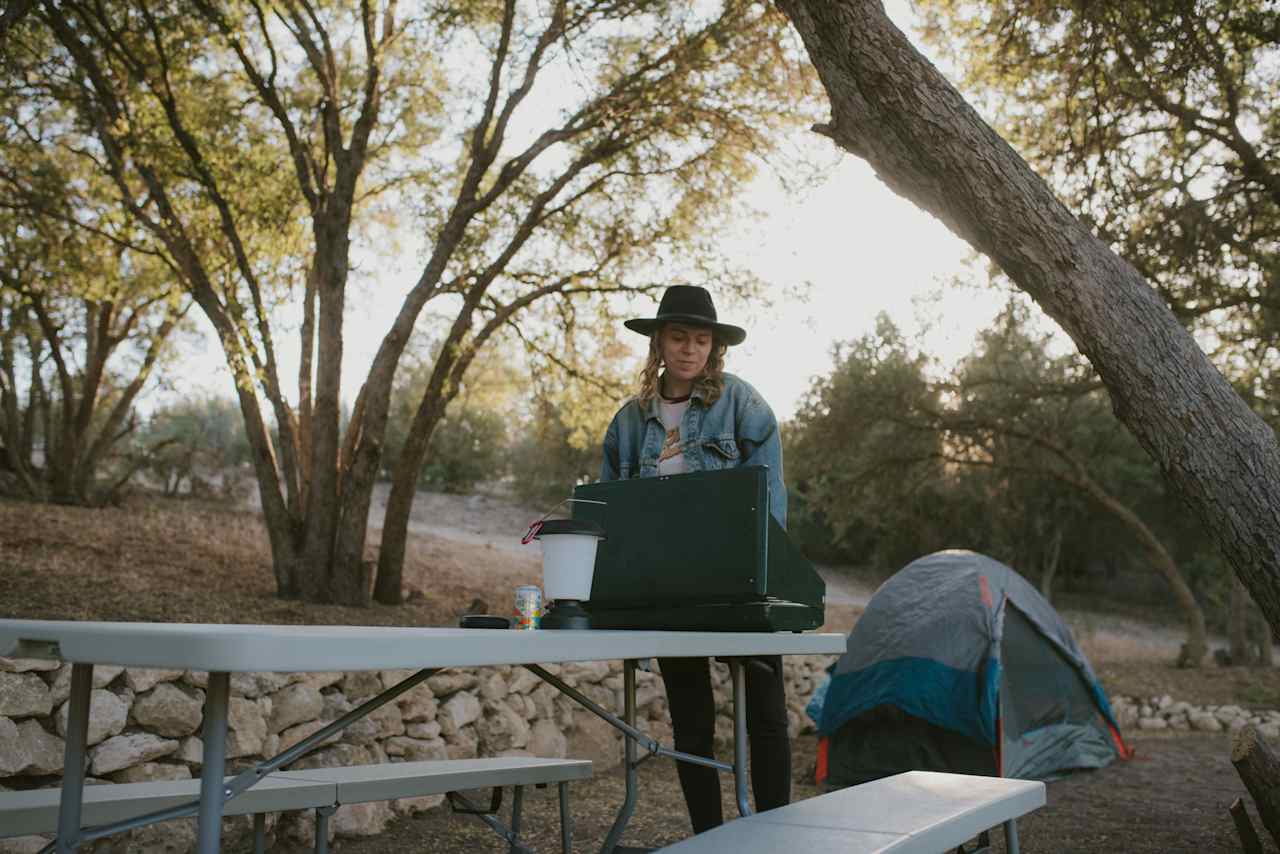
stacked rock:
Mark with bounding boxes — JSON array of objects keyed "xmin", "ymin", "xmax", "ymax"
[{"xmin": 1109, "ymin": 694, "xmax": 1280, "ymax": 737}]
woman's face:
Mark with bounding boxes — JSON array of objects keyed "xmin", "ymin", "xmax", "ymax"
[{"xmin": 659, "ymin": 322, "xmax": 714, "ymax": 384}]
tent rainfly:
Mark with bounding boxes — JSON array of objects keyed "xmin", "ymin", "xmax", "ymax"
[{"xmin": 816, "ymin": 550, "xmax": 1131, "ymax": 787}]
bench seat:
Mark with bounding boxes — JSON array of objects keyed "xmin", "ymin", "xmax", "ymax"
[
  {"xmin": 0, "ymin": 774, "xmax": 335, "ymax": 838},
  {"xmin": 1, "ymin": 756, "xmax": 592, "ymax": 850},
  {"xmin": 279, "ymin": 755, "xmax": 592, "ymax": 802},
  {"xmin": 657, "ymin": 771, "xmax": 1045, "ymax": 854}
]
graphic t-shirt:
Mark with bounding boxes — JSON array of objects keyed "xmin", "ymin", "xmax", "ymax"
[{"xmin": 657, "ymin": 395, "xmax": 691, "ymax": 476}]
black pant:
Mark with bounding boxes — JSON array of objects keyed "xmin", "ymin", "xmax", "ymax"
[{"xmin": 657, "ymin": 655, "xmax": 790, "ymax": 833}]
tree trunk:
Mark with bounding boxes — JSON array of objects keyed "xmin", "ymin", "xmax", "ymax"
[
  {"xmin": 1232, "ymin": 725, "xmax": 1280, "ymax": 850},
  {"xmin": 775, "ymin": 0, "xmax": 1280, "ymax": 637},
  {"xmin": 1231, "ymin": 797, "xmax": 1264, "ymax": 854},
  {"xmin": 1231, "ymin": 576, "xmax": 1253, "ymax": 666},
  {"xmin": 1071, "ymin": 472, "xmax": 1209, "ymax": 667},
  {"xmin": 299, "ymin": 211, "xmax": 356, "ymax": 604},
  {"xmin": 1040, "ymin": 525, "xmax": 1062, "ymax": 603},
  {"xmin": 373, "ymin": 299, "xmax": 495, "ymax": 605},
  {"xmin": 373, "ymin": 397, "xmax": 448, "ymax": 605}
]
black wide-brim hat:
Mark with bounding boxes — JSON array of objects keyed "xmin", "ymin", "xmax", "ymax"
[{"xmin": 623, "ymin": 285, "xmax": 746, "ymax": 346}]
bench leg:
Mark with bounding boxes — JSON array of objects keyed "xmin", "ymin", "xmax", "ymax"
[
  {"xmin": 559, "ymin": 781, "xmax": 572, "ymax": 854},
  {"xmin": 509, "ymin": 785, "xmax": 524, "ymax": 854},
  {"xmin": 314, "ymin": 805, "xmax": 336, "ymax": 854},
  {"xmin": 55, "ymin": 662, "xmax": 94, "ymax": 853},
  {"xmin": 253, "ymin": 813, "xmax": 266, "ymax": 854},
  {"xmin": 448, "ymin": 789, "xmax": 535, "ymax": 854},
  {"xmin": 1004, "ymin": 820, "xmax": 1020, "ymax": 854}
]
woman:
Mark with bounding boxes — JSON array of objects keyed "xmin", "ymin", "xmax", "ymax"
[{"xmin": 599, "ymin": 284, "xmax": 789, "ymax": 833}]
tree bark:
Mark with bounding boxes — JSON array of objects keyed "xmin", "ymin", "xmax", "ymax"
[
  {"xmin": 1040, "ymin": 525, "xmax": 1062, "ymax": 604},
  {"xmin": 298, "ymin": 215, "xmax": 351, "ymax": 604},
  {"xmin": 1231, "ymin": 797, "xmax": 1264, "ymax": 854},
  {"xmin": 1077, "ymin": 478, "xmax": 1207, "ymax": 667},
  {"xmin": 775, "ymin": 0, "xmax": 1280, "ymax": 636},
  {"xmin": 1232, "ymin": 725, "xmax": 1280, "ymax": 850},
  {"xmin": 373, "ymin": 395, "xmax": 448, "ymax": 605}
]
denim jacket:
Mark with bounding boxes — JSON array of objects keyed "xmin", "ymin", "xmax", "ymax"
[{"xmin": 599, "ymin": 373, "xmax": 787, "ymax": 527}]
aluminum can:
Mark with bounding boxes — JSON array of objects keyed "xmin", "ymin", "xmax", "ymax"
[{"xmin": 513, "ymin": 585, "xmax": 542, "ymax": 630}]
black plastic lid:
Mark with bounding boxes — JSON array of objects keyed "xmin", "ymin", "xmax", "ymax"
[
  {"xmin": 459, "ymin": 614, "xmax": 511, "ymax": 629},
  {"xmin": 534, "ymin": 518, "xmax": 606, "ymax": 539}
]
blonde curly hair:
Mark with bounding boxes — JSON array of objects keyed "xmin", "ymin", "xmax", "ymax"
[{"xmin": 636, "ymin": 324, "xmax": 728, "ymax": 408}]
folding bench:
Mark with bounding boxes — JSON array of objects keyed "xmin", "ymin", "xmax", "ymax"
[
  {"xmin": 0, "ymin": 756, "xmax": 592, "ymax": 854},
  {"xmin": 657, "ymin": 770, "xmax": 1045, "ymax": 854}
]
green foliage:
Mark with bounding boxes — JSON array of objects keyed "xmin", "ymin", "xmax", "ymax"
[
  {"xmin": 419, "ymin": 408, "xmax": 509, "ymax": 494},
  {"xmin": 788, "ymin": 301, "xmax": 1231, "ymax": 609},
  {"xmin": 0, "ymin": 19, "xmax": 194, "ymax": 504},
  {"xmin": 141, "ymin": 395, "xmax": 252, "ymax": 498},
  {"xmin": 383, "ymin": 328, "xmax": 520, "ymax": 493},
  {"xmin": 507, "ymin": 397, "xmax": 603, "ymax": 506},
  {"xmin": 504, "ymin": 302, "xmax": 637, "ymax": 505},
  {"xmin": 145, "ymin": 395, "xmax": 251, "ymax": 467},
  {"xmin": 786, "ymin": 314, "xmax": 956, "ymax": 571},
  {"xmin": 381, "ymin": 320, "xmax": 630, "ymax": 501},
  {"xmin": 917, "ymin": 0, "xmax": 1280, "ymax": 413}
]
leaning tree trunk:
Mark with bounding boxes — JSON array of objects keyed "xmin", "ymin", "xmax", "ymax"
[
  {"xmin": 1074, "ymin": 476, "xmax": 1208, "ymax": 667},
  {"xmin": 775, "ymin": 0, "xmax": 1280, "ymax": 635},
  {"xmin": 373, "ymin": 396, "xmax": 448, "ymax": 605}
]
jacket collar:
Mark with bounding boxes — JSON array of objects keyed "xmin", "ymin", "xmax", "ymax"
[{"xmin": 641, "ymin": 376, "xmax": 709, "ymax": 422}]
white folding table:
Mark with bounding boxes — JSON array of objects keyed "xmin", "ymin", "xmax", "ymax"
[{"xmin": 0, "ymin": 621, "xmax": 844, "ymax": 853}]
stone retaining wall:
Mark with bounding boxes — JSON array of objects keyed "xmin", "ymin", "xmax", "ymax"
[{"xmin": 0, "ymin": 653, "xmax": 837, "ymax": 853}]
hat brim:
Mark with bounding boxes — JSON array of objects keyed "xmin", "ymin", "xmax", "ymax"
[{"xmin": 624, "ymin": 315, "xmax": 746, "ymax": 346}]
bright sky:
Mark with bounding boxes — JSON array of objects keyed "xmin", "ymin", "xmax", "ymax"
[
  {"xmin": 179, "ymin": 1, "xmax": 1014, "ymax": 422},
  {"xmin": 718, "ymin": 152, "xmax": 988, "ymax": 420}
]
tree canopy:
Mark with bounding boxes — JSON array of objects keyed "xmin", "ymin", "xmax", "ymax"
[
  {"xmin": 777, "ymin": 0, "xmax": 1280, "ymax": 634},
  {"xmin": 788, "ymin": 302, "xmax": 1216, "ymax": 661},
  {"xmin": 0, "ymin": 81, "xmax": 189, "ymax": 504},
  {"xmin": 917, "ymin": 0, "xmax": 1280, "ymax": 418},
  {"xmin": 7, "ymin": 0, "xmax": 821, "ymax": 603}
]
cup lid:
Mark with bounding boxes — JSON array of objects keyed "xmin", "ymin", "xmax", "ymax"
[{"xmin": 533, "ymin": 519, "xmax": 606, "ymax": 540}]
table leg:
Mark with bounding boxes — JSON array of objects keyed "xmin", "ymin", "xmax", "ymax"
[
  {"xmin": 599, "ymin": 659, "xmax": 638, "ymax": 854},
  {"xmin": 730, "ymin": 658, "xmax": 751, "ymax": 818},
  {"xmin": 55, "ymin": 662, "xmax": 93, "ymax": 853},
  {"xmin": 1004, "ymin": 819, "xmax": 1020, "ymax": 854},
  {"xmin": 196, "ymin": 672, "xmax": 230, "ymax": 854},
  {"xmin": 558, "ymin": 781, "xmax": 572, "ymax": 854}
]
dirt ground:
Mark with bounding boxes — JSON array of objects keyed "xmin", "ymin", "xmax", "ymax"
[
  {"xmin": 257, "ymin": 734, "xmax": 1253, "ymax": 854},
  {"xmin": 0, "ymin": 496, "xmax": 535, "ymax": 627},
  {"xmin": 2, "ymin": 492, "xmax": 1278, "ymax": 854}
]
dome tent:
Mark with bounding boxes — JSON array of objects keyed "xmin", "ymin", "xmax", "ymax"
[{"xmin": 817, "ymin": 550, "xmax": 1131, "ymax": 787}]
